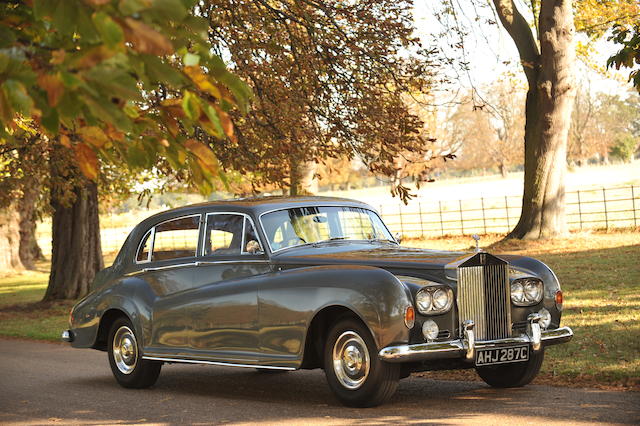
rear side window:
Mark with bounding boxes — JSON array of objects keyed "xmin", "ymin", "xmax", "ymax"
[{"xmin": 135, "ymin": 215, "xmax": 201, "ymax": 263}]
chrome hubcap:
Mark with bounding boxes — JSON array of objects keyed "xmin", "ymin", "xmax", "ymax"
[
  {"xmin": 113, "ymin": 326, "xmax": 138, "ymax": 375},
  {"xmin": 332, "ymin": 331, "xmax": 370, "ymax": 390}
]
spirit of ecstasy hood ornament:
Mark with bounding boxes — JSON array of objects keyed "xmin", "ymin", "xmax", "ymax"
[{"xmin": 472, "ymin": 234, "xmax": 481, "ymax": 253}]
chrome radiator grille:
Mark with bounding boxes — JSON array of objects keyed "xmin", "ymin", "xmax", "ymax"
[{"xmin": 457, "ymin": 261, "xmax": 511, "ymax": 341}]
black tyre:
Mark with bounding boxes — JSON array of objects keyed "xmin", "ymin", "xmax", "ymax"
[
  {"xmin": 324, "ymin": 318, "xmax": 400, "ymax": 407},
  {"xmin": 476, "ymin": 348, "xmax": 544, "ymax": 388},
  {"xmin": 107, "ymin": 317, "xmax": 162, "ymax": 389}
]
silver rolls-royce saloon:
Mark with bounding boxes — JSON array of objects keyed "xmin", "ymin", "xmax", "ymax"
[{"xmin": 62, "ymin": 196, "xmax": 573, "ymax": 406}]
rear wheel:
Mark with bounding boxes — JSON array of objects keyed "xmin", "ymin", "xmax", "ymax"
[
  {"xmin": 108, "ymin": 317, "xmax": 161, "ymax": 389},
  {"xmin": 324, "ymin": 318, "xmax": 400, "ymax": 407},
  {"xmin": 476, "ymin": 349, "xmax": 544, "ymax": 388}
]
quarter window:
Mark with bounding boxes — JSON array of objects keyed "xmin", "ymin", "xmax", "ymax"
[{"xmin": 151, "ymin": 216, "xmax": 200, "ymax": 261}]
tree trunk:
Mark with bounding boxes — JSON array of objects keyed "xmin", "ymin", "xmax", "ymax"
[
  {"xmin": 499, "ymin": 162, "xmax": 508, "ymax": 178},
  {"xmin": 0, "ymin": 203, "xmax": 24, "ymax": 273},
  {"xmin": 18, "ymin": 180, "xmax": 44, "ymax": 270},
  {"xmin": 494, "ymin": 0, "xmax": 576, "ymax": 239},
  {"xmin": 43, "ymin": 179, "xmax": 103, "ymax": 301},
  {"xmin": 289, "ymin": 156, "xmax": 318, "ymax": 196}
]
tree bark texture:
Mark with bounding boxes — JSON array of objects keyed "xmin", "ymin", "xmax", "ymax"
[
  {"xmin": 0, "ymin": 203, "xmax": 24, "ymax": 273},
  {"xmin": 289, "ymin": 156, "xmax": 318, "ymax": 196},
  {"xmin": 18, "ymin": 179, "xmax": 44, "ymax": 269},
  {"xmin": 44, "ymin": 177, "xmax": 103, "ymax": 301},
  {"xmin": 494, "ymin": 0, "xmax": 576, "ymax": 239}
]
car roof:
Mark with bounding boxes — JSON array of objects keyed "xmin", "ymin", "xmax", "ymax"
[{"xmin": 138, "ymin": 195, "xmax": 375, "ymax": 226}]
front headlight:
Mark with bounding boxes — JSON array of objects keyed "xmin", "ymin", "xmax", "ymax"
[
  {"xmin": 416, "ymin": 287, "xmax": 453, "ymax": 315},
  {"xmin": 511, "ymin": 278, "xmax": 543, "ymax": 306}
]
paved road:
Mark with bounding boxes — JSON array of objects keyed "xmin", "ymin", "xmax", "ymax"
[{"xmin": 0, "ymin": 339, "xmax": 638, "ymax": 425}]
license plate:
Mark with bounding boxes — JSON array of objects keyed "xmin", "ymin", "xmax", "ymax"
[{"xmin": 475, "ymin": 345, "xmax": 529, "ymax": 366}]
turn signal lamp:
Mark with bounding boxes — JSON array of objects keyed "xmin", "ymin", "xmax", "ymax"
[
  {"xmin": 404, "ymin": 306, "xmax": 415, "ymax": 329},
  {"xmin": 555, "ymin": 290, "xmax": 563, "ymax": 311}
]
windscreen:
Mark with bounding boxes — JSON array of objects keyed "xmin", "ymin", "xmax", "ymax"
[{"xmin": 260, "ymin": 206, "xmax": 393, "ymax": 251}]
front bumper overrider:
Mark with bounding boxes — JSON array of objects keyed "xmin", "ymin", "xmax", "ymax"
[{"xmin": 379, "ymin": 315, "xmax": 573, "ymax": 363}]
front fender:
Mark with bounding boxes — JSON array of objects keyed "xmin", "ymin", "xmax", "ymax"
[{"xmin": 260, "ymin": 264, "xmax": 412, "ymax": 355}]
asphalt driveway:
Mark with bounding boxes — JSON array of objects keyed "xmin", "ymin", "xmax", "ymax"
[{"xmin": 0, "ymin": 338, "xmax": 638, "ymax": 425}]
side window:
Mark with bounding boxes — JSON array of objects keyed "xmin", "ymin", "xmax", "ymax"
[
  {"xmin": 136, "ymin": 229, "xmax": 153, "ymax": 262},
  {"xmin": 152, "ymin": 216, "xmax": 200, "ymax": 261},
  {"xmin": 204, "ymin": 214, "xmax": 244, "ymax": 255}
]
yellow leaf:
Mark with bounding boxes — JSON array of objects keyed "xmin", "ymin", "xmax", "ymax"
[
  {"xmin": 74, "ymin": 45, "xmax": 116, "ymax": 69},
  {"xmin": 183, "ymin": 66, "xmax": 222, "ymax": 99},
  {"xmin": 59, "ymin": 134, "xmax": 71, "ymax": 148},
  {"xmin": 123, "ymin": 18, "xmax": 173, "ymax": 56},
  {"xmin": 37, "ymin": 73, "xmax": 64, "ymax": 107},
  {"xmin": 184, "ymin": 139, "xmax": 219, "ymax": 175},
  {"xmin": 78, "ymin": 126, "xmax": 109, "ymax": 148},
  {"xmin": 74, "ymin": 143, "xmax": 99, "ymax": 181},
  {"xmin": 105, "ymin": 124, "xmax": 124, "ymax": 142},
  {"xmin": 213, "ymin": 104, "xmax": 235, "ymax": 142},
  {"xmin": 50, "ymin": 49, "xmax": 66, "ymax": 65}
]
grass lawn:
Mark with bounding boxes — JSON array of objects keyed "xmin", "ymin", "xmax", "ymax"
[{"xmin": 1, "ymin": 230, "xmax": 638, "ymax": 390}]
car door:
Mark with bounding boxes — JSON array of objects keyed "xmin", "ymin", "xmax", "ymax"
[
  {"xmin": 135, "ymin": 214, "xmax": 202, "ymax": 354},
  {"xmin": 187, "ymin": 212, "xmax": 270, "ymax": 363}
]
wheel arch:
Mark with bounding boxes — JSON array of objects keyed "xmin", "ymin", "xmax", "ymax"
[
  {"xmin": 300, "ymin": 304, "xmax": 374, "ymax": 370},
  {"xmin": 92, "ymin": 308, "xmax": 132, "ymax": 351}
]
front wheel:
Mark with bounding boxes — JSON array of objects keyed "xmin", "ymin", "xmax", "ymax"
[
  {"xmin": 324, "ymin": 318, "xmax": 400, "ymax": 407},
  {"xmin": 476, "ymin": 348, "xmax": 544, "ymax": 388},
  {"xmin": 108, "ymin": 317, "xmax": 162, "ymax": 389}
]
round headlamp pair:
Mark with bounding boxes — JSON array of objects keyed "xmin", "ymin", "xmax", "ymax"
[
  {"xmin": 416, "ymin": 286, "xmax": 454, "ymax": 315},
  {"xmin": 511, "ymin": 278, "xmax": 543, "ymax": 306}
]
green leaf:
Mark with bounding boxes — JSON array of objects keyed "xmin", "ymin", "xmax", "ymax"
[
  {"xmin": 84, "ymin": 66, "xmax": 142, "ymax": 101},
  {"xmin": 202, "ymin": 103, "xmax": 224, "ymax": 138},
  {"xmin": 118, "ymin": 0, "xmax": 149, "ymax": 15},
  {"xmin": 148, "ymin": 0, "xmax": 187, "ymax": 21},
  {"xmin": 0, "ymin": 27, "xmax": 16, "ymax": 49},
  {"xmin": 41, "ymin": 107, "xmax": 60, "ymax": 134},
  {"xmin": 76, "ymin": 5, "xmax": 100, "ymax": 44},
  {"xmin": 34, "ymin": 0, "xmax": 59, "ymax": 20},
  {"xmin": 3, "ymin": 80, "xmax": 33, "ymax": 115},
  {"xmin": 183, "ymin": 52, "xmax": 200, "ymax": 66},
  {"xmin": 93, "ymin": 12, "xmax": 124, "ymax": 48},
  {"xmin": 52, "ymin": 0, "xmax": 79, "ymax": 36},
  {"xmin": 140, "ymin": 54, "xmax": 185, "ymax": 87},
  {"xmin": 181, "ymin": 91, "xmax": 201, "ymax": 120}
]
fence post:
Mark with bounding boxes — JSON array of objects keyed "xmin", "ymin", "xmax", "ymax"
[
  {"xmin": 459, "ymin": 199, "xmax": 464, "ymax": 235},
  {"xmin": 577, "ymin": 190, "xmax": 583, "ymax": 230},
  {"xmin": 632, "ymin": 185, "xmax": 637, "ymax": 227},
  {"xmin": 398, "ymin": 204, "xmax": 404, "ymax": 235},
  {"xmin": 603, "ymin": 187, "xmax": 608, "ymax": 229},
  {"xmin": 439, "ymin": 201, "xmax": 444, "ymax": 237},
  {"xmin": 504, "ymin": 196, "xmax": 510, "ymax": 232},
  {"xmin": 418, "ymin": 202, "xmax": 424, "ymax": 238},
  {"xmin": 481, "ymin": 197, "xmax": 487, "ymax": 235}
]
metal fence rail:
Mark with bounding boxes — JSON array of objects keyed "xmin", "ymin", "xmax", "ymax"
[{"xmin": 379, "ymin": 185, "xmax": 639, "ymax": 237}]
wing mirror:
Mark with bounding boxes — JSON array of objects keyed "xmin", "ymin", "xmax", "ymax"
[
  {"xmin": 394, "ymin": 232, "xmax": 403, "ymax": 244},
  {"xmin": 245, "ymin": 240, "xmax": 263, "ymax": 254}
]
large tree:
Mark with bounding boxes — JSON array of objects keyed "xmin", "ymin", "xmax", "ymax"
[
  {"xmin": 0, "ymin": 0, "xmax": 249, "ymax": 297},
  {"xmin": 201, "ymin": 0, "xmax": 444, "ymax": 201}
]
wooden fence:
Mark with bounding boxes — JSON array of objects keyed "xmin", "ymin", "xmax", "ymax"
[{"xmin": 379, "ymin": 185, "xmax": 639, "ymax": 237}]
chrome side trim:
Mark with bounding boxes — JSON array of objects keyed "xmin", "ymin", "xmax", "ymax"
[
  {"xmin": 379, "ymin": 326, "xmax": 573, "ymax": 363},
  {"xmin": 258, "ymin": 205, "xmax": 397, "ymax": 254},
  {"xmin": 141, "ymin": 356, "xmax": 295, "ymax": 370},
  {"xmin": 141, "ymin": 262, "xmax": 198, "ymax": 273}
]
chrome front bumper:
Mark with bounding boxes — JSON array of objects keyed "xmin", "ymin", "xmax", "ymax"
[{"xmin": 379, "ymin": 317, "xmax": 573, "ymax": 363}]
